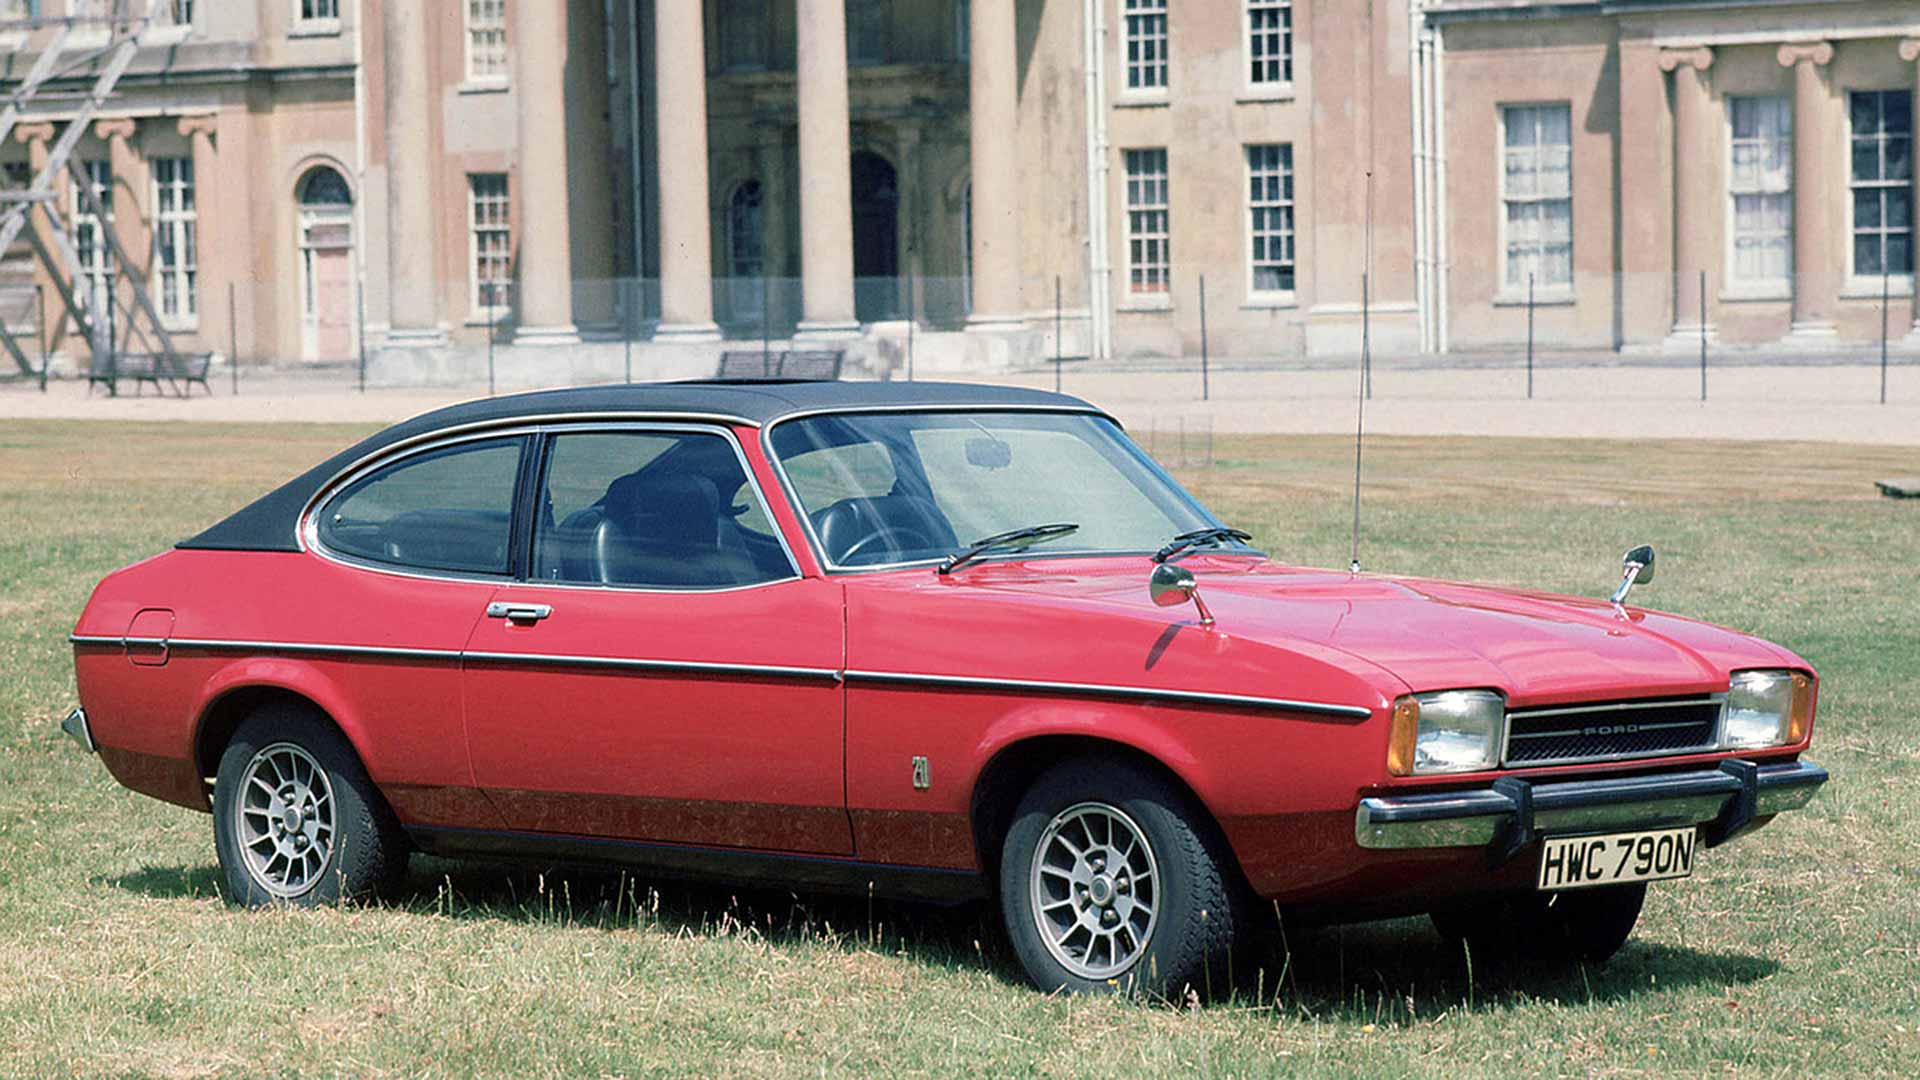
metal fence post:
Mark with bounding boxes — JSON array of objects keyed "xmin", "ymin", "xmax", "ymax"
[
  {"xmin": 1361, "ymin": 271, "xmax": 1372, "ymax": 401},
  {"xmin": 1881, "ymin": 268, "xmax": 1890, "ymax": 405},
  {"xmin": 229, "ymin": 281, "xmax": 240, "ymax": 395},
  {"xmin": 761, "ymin": 273, "xmax": 772, "ymax": 376},
  {"xmin": 1054, "ymin": 274, "xmax": 1063, "ymax": 394},
  {"xmin": 355, "ymin": 278, "xmax": 367, "ymax": 394},
  {"xmin": 1198, "ymin": 273, "xmax": 1210, "ymax": 402},
  {"xmin": 35, "ymin": 284, "xmax": 46, "ymax": 392},
  {"xmin": 1698, "ymin": 269, "xmax": 1707, "ymax": 402},
  {"xmin": 624, "ymin": 280, "xmax": 633, "ymax": 384},
  {"xmin": 1526, "ymin": 271, "xmax": 1535, "ymax": 400}
]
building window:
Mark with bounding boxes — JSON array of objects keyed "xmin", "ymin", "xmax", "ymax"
[
  {"xmin": 151, "ymin": 157, "xmax": 197, "ymax": 325},
  {"xmin": 72, "ymin": 159, "xmax": 113, "ymax": 316},
  {"xmin": 465, "ymin": 0, "xmax": 508, "ymax": 81},
  {"xmin": 1850, "ymin": 89, "xmax": 1913, "ymax": 279},
  {"xmin": 848, "ymin": 0, "xmax": 887, "ymax": 67},
  {"xmin": 1124, "ymin": 148, "xmax": 1170, "ymax": 295},
  {"xmin": 727, "ymin": 181, "xmax": 765, "ymax": 322},
  {"xmin": 172, "ymin": 1, "xmax": 194, "ymax": 25},
  {"xmin": 297, "ymin": 0, "xmax": 338, "ymax": 25},
  {"xmin": 719, "ymin": 0, "xmax": 769, "ymax": 71},
  {"xmin": 1123, "ymin": 0, "xmax": 1168, "ymax": 93},
  {"xmin": 1727, "ymin": 96, "xmax": 1792, "ymax": 285},
  {"xmin": 955, "ymin": 0, "xmax": 969, "ymax": 62},
  {"xmin": 1246, "ymin": 1, "xmax": 1291, "ymax": 86},
  {"xmin": 469, "ymin": 174, "xmax": 511, "ymax": 315},
  {"xmin": 1500, "ymin": 103, "xmax": 1572, "ymax": 291},
  {"xmin": 1247, "ymin": 144, "xmax": 1294, "ymax": 295}
]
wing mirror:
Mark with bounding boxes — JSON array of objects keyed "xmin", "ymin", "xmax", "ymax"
[
  {"xmin": 1149, "ymin": 562, "xmax": 1215, "ymax": 627},
  {"xmin": 1609, "ymin": 544, "xmax": 1655, "ymax": 605}
]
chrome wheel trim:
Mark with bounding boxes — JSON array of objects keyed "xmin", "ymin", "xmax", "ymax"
[
  {"xmin": 1028, "ymin": 801, "xmax": 1160, "ymax": 981},
  {"xmin": 234, "ymin": 742, "xmax": 336, "ymax": 899}
]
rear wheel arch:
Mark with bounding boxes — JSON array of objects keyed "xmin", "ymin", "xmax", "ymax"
[
  {"xmin": 193, "ymin": 686, "xmax": 372, "ymax": 805},
  {"xmin": 968, "ymin": 735, "xmax": 1233, "ymax": 888}
]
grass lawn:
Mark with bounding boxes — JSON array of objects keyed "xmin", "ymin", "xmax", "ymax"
[{"xmin": 1, "ymin": 419, "xmax": 1915, "ymax": 1078}]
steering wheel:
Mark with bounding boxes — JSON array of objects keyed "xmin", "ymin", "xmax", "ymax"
[{"xmin": 838, "ymin": 524, "xmax": 939, "ymax": 566}]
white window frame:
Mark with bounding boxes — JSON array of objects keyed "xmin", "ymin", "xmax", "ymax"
[
  {"xmin": 1243, "ymin": 1, "xmax": 1293, "ymax": 97},
  {"xmin": 1123, "ymin": 147, "xmax": 1171, "ymax": 300},
  {"xmin": 1120, "ymin": 0, "xmax": 1169, "ymax": 102},
  {"xmin": 1846, "ymin": 88, "xmax": 1914, "ymax": 292},
  {"xmin": 468, "ymin": 173, "xmax": 512, "ymax": 319},
  {"xmin": 464, "ymin": 0, "xmax": 509, "ymax": 84},
  {"xmin": 150, "ymin": 156, "xmax": 198, "ymax": 329},
  {"xmin": 1245, "ymin": 143, "xmax": 1295, "ymax": 303},
  {"xmin": 1497, "ymin": 102, "xmax": 1574, "ymax": 299},
  {"xmin": 1722, "ymin": 95, "xmax": 1793, "ymax": 295},
  {"xmin": 293, "ymin": 0, "xmax": 340, "ymax": 35},
  {"xmin": 72, "ymin": 159, "xmax": 114, "ymax": 319}
]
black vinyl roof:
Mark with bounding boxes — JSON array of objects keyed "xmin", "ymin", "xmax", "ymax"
[{"xmin": 179, "ymin": 380, "xmax": 1103, "ymax": 553}]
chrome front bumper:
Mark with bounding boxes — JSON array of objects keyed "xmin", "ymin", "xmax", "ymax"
[
  {"xmin": 1354, "ymin": 758, "xmax": 1827, "ymax": 856},
  {"xmin": 61, "ymin": 706, "xmax": 96, "ymax": 753}
]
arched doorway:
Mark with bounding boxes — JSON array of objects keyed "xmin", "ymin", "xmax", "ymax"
[
  {"xmin": 850, "ymin": 150, "xmax": 899, "ymax": 322},
  {"xmin": 296, "ymin": 165, "xmax": 354, "ymax": 362}
]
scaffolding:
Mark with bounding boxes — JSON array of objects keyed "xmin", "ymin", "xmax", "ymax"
[{"xmin": 0, "ymin": 0, "xmax": 187, "ymax": 392}]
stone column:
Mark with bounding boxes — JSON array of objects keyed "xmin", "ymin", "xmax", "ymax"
[
  {"xmin": 93, "ymin": 118, "xmax": 146, "ymax": 282},
  {"xmin": 1779, "ymin": 40, "xmax": 1837, "ymax": 343},
  {"xmin": 1901, "ymin": 37, "xmax": 1920, "ymax": 341},
  {"xmin": 14, "ymin": 122, "xmax": 64, "ymax": 358},
  {"xmin": 178, "ymin": 115, "xmax": 219, "ymax": 344},
  {"xmin": 513, "ymin": 0, "xmax": 580, "ymax": 345},
  {"xmin": 382, "ymin": 0, "xmax": 444, "ymax": 346},
  {"xmin": 795, "ymin": 0, "xmax": 858, "ymax": 337},
  {"xmin": 965, "ymin": 0, "xmax": 1021, "ymax": 330},
  {"xmin": 652, "ymin": 0, "xmax": 720, "ymax": 340},
  {"xmin": 1659, "ymin": 46, "xmax": 1715, "ymax": 346}
]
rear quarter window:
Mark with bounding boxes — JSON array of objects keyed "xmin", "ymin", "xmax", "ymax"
[{"xmin": 315, "ymin": 437, "xmax": 524, "ymax": 575}]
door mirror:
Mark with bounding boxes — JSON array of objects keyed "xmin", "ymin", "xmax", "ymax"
[
  {"xmin": 1624, "ymin": 544, "xmax": 1655, "ymax": 585},
  {"xmin": 1149, "ymin": 563, "xmax": 1215, "ymax": 626}
]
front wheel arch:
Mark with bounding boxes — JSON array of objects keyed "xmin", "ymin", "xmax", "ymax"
[{"xmin": 969, "ymin": 735, "xmax": 1236, "ymax": 891}]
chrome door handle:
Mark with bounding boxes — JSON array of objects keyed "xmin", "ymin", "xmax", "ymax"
[{"xmin": 485, "ymin": 601, "xmax": 553, "ymax": 624}]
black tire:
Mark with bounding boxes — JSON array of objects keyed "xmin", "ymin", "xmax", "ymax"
[
  {"xmin": 1430, "ymin": 882, "xmax": 1646, "ymax": 967},
  {"xmin": 211, "ymin": 702, "xmax": 409, "ymax": 908},
  {"xmin": 998, "ymin": 756, "xmax": 1244, "ymax": 997}
]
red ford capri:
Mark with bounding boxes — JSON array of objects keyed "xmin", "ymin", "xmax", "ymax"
[{"xmin": 66, "ymin": 381, "xmax": 1826, "ymax": 995}]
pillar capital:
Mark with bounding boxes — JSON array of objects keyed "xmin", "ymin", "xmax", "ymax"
[
  {"xmin": 1775, "ymin": 40, "xmax": 1834, "ymax": 69},
  {"xmin": 176, "ymin": 113, "xmax": 217, "ymax": 139},
  {"xmin": 1656, "ymin": 45, "xmax": 1713, "ymax": 73},
  {"xmin": 1900, "ymin": 37, "xmax": 1920, "ymax": 63},
  {"xmin": 93, "ymin": 116, "xmax": 136, "ymax": 142},
  {"xmin": 13, "ymin": 121, "xmax": 55, "ymax": 145}
]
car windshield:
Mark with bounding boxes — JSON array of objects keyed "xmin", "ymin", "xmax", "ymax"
[{"xmin": 768, "ymin": 410, "xmax": 1252, "ymax": 568}]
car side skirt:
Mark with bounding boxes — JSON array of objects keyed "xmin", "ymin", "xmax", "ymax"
[{"xmin": 405, "ymin": 826, "xmax": 989, "ymax": 904}]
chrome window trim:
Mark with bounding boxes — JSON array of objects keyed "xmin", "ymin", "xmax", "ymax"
[
  {"xmin": 843, "ymin": 669, "xmax": 1373, "ymax": 721},
  {"xmin": 759, "ymin": 405, "xmax": 1249, "ymax": 576},
  {"xmin": 1499, "ymin": 693, "xmax": 1728, "ymax": 769},
  {"xmin": 300, "ymin": 419, "xmax": 804, "ymax": 594},
  {"xmin": 289, "ymin": 409, "xmax": 762, "ymax": 551}
]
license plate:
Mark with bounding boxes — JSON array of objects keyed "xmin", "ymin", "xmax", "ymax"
[{"xmin": 1536, "ymin": 826, "xmax": 1696, "ymax": 891}]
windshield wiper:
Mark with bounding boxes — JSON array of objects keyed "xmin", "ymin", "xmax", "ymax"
[
  {"xmin": 1152, "ymin": 526, "xmax": 1253, "ymax": 564},
  {"xmin": 937, "ymin": 523, "xmax": 1080, "ymax": 575}
]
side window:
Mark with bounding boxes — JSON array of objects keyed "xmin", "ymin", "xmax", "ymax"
[
  {"xmin": 533, "ymin": 430, "xmax": 790, "ymax": 589},
  {"xmin": 316, "ymin": 437, "xmax": 524, "ymax": 575}
]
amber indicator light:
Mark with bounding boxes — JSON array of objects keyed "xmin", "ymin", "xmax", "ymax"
[
  {"xmin": 1787, "ymin": 672, "xmax": 1814, "ymax": 744},
  {"xmin": 1387, "ymin": 695, "xmax": 1421, "ymax": 777}
]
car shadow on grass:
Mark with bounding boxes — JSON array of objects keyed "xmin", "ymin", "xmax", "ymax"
[{"xmin": 105, "ymin": 857, "xmax": 1779, "ymax": 1015}]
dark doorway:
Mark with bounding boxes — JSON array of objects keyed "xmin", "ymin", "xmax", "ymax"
[{"xmin": 850, "ymin": 150, "xmax": 900, "ymax": 322}]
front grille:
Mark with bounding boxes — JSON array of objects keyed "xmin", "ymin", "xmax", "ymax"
[{"xmin": 1503, "ymin": 695, "xmax": 1723, "ymax": 767}]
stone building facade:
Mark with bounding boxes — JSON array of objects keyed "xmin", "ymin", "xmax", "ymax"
[{"xmin": 3, "ymin": 1, "xmax": 1917, "ymax": 382}]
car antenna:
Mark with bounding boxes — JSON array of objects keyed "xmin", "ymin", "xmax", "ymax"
[{"xmin": 1349, "ymin": 165, "xmax": 1375, "ymax": 576}]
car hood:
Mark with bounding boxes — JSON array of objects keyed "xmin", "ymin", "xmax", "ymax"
[{"xmin": 886, "ymin": 555, "xmax": 1804, "ymax": 707}]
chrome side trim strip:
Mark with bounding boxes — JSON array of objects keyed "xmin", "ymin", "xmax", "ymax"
[
  {"xmin": 73, "ymin": 633, "xmax": 838, "ymax": 681},
  {"xmin": 463, "ymin": 651, "xmax": 842, "ymax": 682},
  {"xmin": 843, "ymin": 669, "xmax": 1373, "ymax": 720},
  {"xmin": 70, "ymin": 633, "xmax": 464, "ymax": 662}
]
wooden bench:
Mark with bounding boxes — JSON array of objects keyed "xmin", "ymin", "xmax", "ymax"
[
  {"xmin": 88, "ymin": 351, "xmax": 214, "ymax": 397},
  {"xmin": 717, "ymin": 348, "xmax": 843, "ymax": 381}
]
